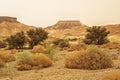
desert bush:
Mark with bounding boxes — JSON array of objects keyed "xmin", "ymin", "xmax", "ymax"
[
  {"xmin": 31, "ymin": 45, "xmax": 45, "ymax": 53},
  {"xmin": 27, "ymin": 28, "xmax": 48, "ymax": 48},
  {"xmin": 68, "ymin": 43, "xmax": 86, "ymax": 51},
  {"xmin": 84, "ymin": 26, "xmax": 110, "ymax": 45},
  {"xmin": 53, "ymin": 39, "xmax": 70, "ymax": 48},
  {"xmin": 0, "ymin": 53, "xmax": 15, "ymax": 62},
  {"xmin": 5, "ymin": 31, "xmax": 26, "ymax": 49},
  {"xmin": 16, "ymin": 51, "xmax": 52, "ymax": 71},
  {"xmin": 0, "ymin": 41, "xmax": 7, "ymax": 48},
  {"xmin": 102, "ymin": 71, "xmax": 120, "ymax": 80},
  {"xmin": 65, "ymin": 45, "xmax": 112, "ymax": 70},
  {"xmin": 16, "ymin": 51, "xmax": 34, "ymax": 65}
]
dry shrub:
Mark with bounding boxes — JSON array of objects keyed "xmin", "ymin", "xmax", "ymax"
[
  {"xmin": 33, "ymin": 54, "xmax": 52, "ymax": 67},
  {"xmin": 16, "ymin": 52, "xmax": 52, "ymax": 71},
  {"xmin": 65, "ymin": 51, "xmax": 89, "ymax": 69},
  {"xmin": 68, "ymin": 43, "xmax": 86, "ymax": 51},
  {"xmin": 0, "ymin": 52, "xmax": 15, "ymax": 62},
  {"xmin": 65, "ymin": 45, "xmax": 112, "ymax": 70},
  {"xmin": 103, "ymin": 71, "xmax": 120, "ymax": 80},
  {"xmin": 31, "ymin": 45, "xmax": 45, "ymax": 53}
]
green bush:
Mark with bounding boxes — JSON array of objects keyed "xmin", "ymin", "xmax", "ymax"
[
  {"xmin": 5, "ymin": 31, "xmax": 26, "ymax": 49},
  {"xmin": 84, "ymin": 26, "xmax": 110, "ymax": 45},
  {"xmin": 65, "ymin": 45, "xmax": 112, "ymax": 70},
  {"xmin": 27, "ymin": 28, "xmax": 48, "ymax": 48}
]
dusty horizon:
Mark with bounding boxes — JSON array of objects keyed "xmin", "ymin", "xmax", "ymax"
[{"xmin": 0, "ymin": 0, "xmax": 120, "ymax": 27}]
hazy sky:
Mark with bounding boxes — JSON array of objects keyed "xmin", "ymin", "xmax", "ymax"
[{"xmin": 0, "ymin": 0, "xmax": 120, "ymax": 27}]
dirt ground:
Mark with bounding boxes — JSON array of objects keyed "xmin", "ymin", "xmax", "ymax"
[{"xmin": 0, "ymin": 50, "xmax": 120, "ymax": 80}]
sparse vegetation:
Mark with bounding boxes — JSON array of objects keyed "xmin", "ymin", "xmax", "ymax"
[
  {"xmin": 84, "ymin": 26, "xmax": 110, "ymax": 45},
  {"xmin": 68, "ymin": 42, "xmax": 86, "ymax": 51},
  {"xmin": 65, "ymin": 45, "xmax": 112, "ymax": 70},
  {"xmin": 27, "ymin": 28, "xmax": 48, "ymax": 48},
  {"xmin": 16, "ymin": 51, "xmax": 52, "ymax": 71}
]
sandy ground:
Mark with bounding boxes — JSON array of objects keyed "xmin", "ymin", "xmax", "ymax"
[{"xmin": 0, "ymin": 50, "xmax": 120, "ymax": 80}]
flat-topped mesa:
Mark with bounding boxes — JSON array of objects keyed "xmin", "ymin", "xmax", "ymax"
[
  {"xmin": 0, "ymin": 16, "xmax": 18, "ymax": 23},
  {"xmin": 53, "ymin": 20, "xmax": 86, "ymax": 29}
]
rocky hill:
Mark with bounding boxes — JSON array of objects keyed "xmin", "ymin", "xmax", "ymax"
[
  {"xmin": 0, "ymin": 16, "xmax": 35, "ymax": 40},
  {"xmin": 45, "ymin": 20, "xmax": 87, "ymax": 38}
]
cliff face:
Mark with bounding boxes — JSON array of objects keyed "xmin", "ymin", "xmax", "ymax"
[
  {"xmin": 0, "ymin": 16, "xmax": 35, "ymax": 40},
  {"xmin": 0, "ymin": 16, "xmax": 18, "ymax": 23},
  {"xmin": 47, "ymin": 20, "xmax": 86, "ymax": 29}
]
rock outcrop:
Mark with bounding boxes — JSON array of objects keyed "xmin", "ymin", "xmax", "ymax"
[
  {"xmin": 0, "ymin": 16, "xmax": 18, "ymax": 23},
  {"xmin": 0, "ymin": 16, "xmax": 35, "ymax": 40}
]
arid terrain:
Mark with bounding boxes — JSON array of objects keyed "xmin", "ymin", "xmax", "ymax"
[{"xmin": 0, "ymin": 16, "xmax": 120, "ymax": 80}]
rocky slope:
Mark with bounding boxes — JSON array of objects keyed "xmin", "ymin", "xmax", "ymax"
[
  {"xmin": 104, "ymin": 24, "xmax": 120, "ymax": 36},
  {"xmin": 0, "ymin": 16, "xmax": 35, "ymax": 40}
]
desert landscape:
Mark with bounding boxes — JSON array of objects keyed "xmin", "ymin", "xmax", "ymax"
[
  {"xmin": 0, "ymin": 0, "xmax": 120, "ymax": 80},
  {"xmin": 0, "ymin": 16, "xmax": 120, "ymax": 80}
]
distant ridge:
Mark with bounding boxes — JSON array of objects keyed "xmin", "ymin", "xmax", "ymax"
[
  {"xmin": 45, "ymin": 20, "xmax": 87, "ymax": 38},
  {"xmin": 0, "ymin": 16, "xmax": 36, "ymax": 40},
  {"xmin": 46, "ymin": 20, "xmax": 87, "ymax": 29}
]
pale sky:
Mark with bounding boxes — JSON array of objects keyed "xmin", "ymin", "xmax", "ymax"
[{"xmin": 0, "ymin": 0, "xmax": 120, "ymax": 27}]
